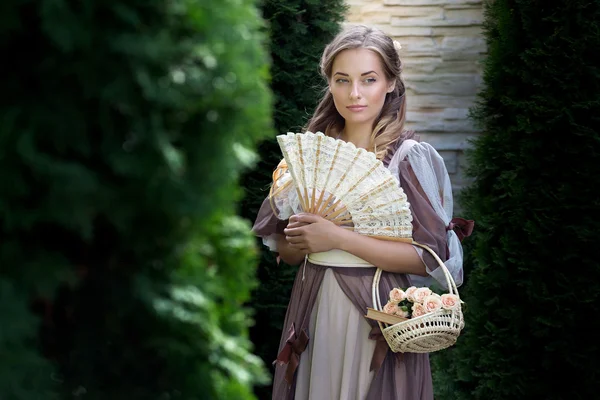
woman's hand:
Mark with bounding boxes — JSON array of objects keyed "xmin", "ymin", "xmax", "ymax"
[{"xmin": 283, "ymin": 213, "xmax": 345, "ymax": 254}]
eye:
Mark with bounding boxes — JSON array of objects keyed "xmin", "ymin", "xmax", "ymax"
[
  {"xmin": 364, "ymin": 77, "xmax": 377, "ymax": 84},
  {"xmin": 335, "ymin": 78, "xmax": 349, "ymax": 84}
]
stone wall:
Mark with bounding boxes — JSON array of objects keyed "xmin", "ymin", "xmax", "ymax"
[{"xmin": 344, "ymin": 0, "xmax": 486, "ymax": 210}]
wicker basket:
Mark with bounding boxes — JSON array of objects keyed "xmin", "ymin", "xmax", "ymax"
[{"xmin": 371, "ymin": 242, "xmax": 464, "ymax": 353}]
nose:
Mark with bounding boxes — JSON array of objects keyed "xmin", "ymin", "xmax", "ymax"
[{"xmin": 350, "ymin": 82, "xmax": 361, "ymax": 99}]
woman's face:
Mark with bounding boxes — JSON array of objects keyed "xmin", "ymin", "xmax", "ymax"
[{"xmin": 329, "ymin": 48, "xmax": 395, "ymax": 129}]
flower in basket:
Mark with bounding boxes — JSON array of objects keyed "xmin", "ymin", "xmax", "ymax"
[
  {"xmin": 389, "ymin": 288, "xmax": 406, "ymax": 302},
  {"xmin": 422, "ymin": 294, "xmax": 443, "ymax": 313},
  {"xmin": 382, "ymin": 285, "xmax": 462, "ymax": 319},
  {"xmin": 405, "ymin": 286, "xmax": 418, "ymax": 302},
  {"xmin": 440, "ymin": 293, "xmax": 461, "ymax": 310},
  {"xmin": 382, "ymin": 288, "xmax": 411, "ymax": 318},
  {"xmin": 383, "ymin": 301, "xmax": 409, "ymax": 318},
  {"xmin": 411, "ymin": 302, "xmax": 427, "ymax": 318},
  {"xmin": 413, "ymin": 287, "xmax": 432, "ymax": 303}
]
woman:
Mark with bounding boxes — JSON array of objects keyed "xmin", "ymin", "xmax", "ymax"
[{"xmin": 253, "ymin": 24, "xmax": 471, "ymax": 400}]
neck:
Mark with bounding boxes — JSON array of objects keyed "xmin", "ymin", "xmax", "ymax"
[{"xmin": 340, "ymin": 123, "xmax": 372, "ymax": 150}]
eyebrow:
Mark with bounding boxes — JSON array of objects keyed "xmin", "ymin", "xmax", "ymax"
[{"xmin": 333, "ymin": 71, "xmax": 379, "ymax": 77}]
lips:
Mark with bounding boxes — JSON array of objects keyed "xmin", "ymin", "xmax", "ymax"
[{"xmin": 347, "ymin": 105, "xmax": 367, "ymax": 112}]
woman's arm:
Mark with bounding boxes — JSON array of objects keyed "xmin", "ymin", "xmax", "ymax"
[
  {"xmin": 284, "ymin": 213, "xmax": 427, "ymax": 275},
  {"xmin": 336, "ymin": 229, "xmax": 427, "ymax": 275}
]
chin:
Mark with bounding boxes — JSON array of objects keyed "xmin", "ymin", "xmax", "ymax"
[{"xmin": 341, "ymin": 113, "xmax": 375, "ymax": 125}]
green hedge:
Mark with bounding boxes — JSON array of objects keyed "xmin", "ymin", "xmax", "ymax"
[
  {"xmin": 0, "ymin": 1, "xmax": 272, "ymax": 399},
  {"xmin": 432, "ymin": 1, "xmax": 600, "ymax": 398}
]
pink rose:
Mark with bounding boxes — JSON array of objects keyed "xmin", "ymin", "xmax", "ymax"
[
  {"xmin": 441, "ymin": 294, "xmax": 461, "ymax": 310},
  {"xmin": 411, "ymin": 303, "xmax": 427, "ymax": 318},
  {"xmin": 383, "ymin": 301, "xmax": 399, "ymax": 315},
  {"xmin": 405, "ymin": 286, "xmax": 418, "ymax": 302},
  {"xmin": 423, "ymin": 294, "xmax": 443, "ymax": 313},
  {"xmin": 413, "ymin": 287, "xmax": 432, "ymax": 303},
  {"xmin": 395, "ymin": 308, "xmax": 409, "ymax": 318},
  {"xmin": 389, "ymin": 288, "xmax": 407, "ymax": 303}
]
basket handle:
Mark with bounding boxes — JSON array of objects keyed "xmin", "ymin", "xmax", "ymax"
[
  {"xmin": 371, "ymin": 241, "xmax": 460, "ymax": 317},
  {"xmin": 411, "ymin": 242, "xmax": 459, "ymax": 296}
]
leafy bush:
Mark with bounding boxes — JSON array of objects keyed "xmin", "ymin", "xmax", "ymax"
[
  {"xmin": 432, "ymin": 1, "xmax": 600, "ymax": 398},
  {"xmin": 0, "ymin": 1, "xmax": 272, "ymax": 398}
]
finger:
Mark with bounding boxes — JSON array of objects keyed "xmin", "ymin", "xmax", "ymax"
[
  {"xmin": 286, "ymin": 221, "xmax": 309, "ymax": 229},
  {"xmin": 283, "ymin": 227, "xmax": 304, "ymax": 236},
  {"xmin": 294, "ymin": 213, "xmax": 321, "ymax": 224},
  {"xmin": 285, "ymin": 235, "xmax": 305, "ymax": 244},
  {"xmin": 289, "ymin": 213, "xmax": 309, "ymax": 223}
]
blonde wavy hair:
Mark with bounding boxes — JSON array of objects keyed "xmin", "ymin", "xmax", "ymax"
[{"xmin": 305, "ymin": 24, "xmax": 412, "ymax": 160}]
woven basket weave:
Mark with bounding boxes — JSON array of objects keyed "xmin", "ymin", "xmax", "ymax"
[{"xmin": 371, "ymin": 242, "xmax": 464, "ymax": 353}]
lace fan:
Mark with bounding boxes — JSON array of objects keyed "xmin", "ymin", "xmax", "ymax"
[{"xmin": 275, "ymin": 131, "xmax": 413, "ymax": 241}]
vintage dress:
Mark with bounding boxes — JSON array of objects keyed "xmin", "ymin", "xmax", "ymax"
[{"xmin": 252, "ymin": 137, "xmax": 465, "ymax": 400}]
